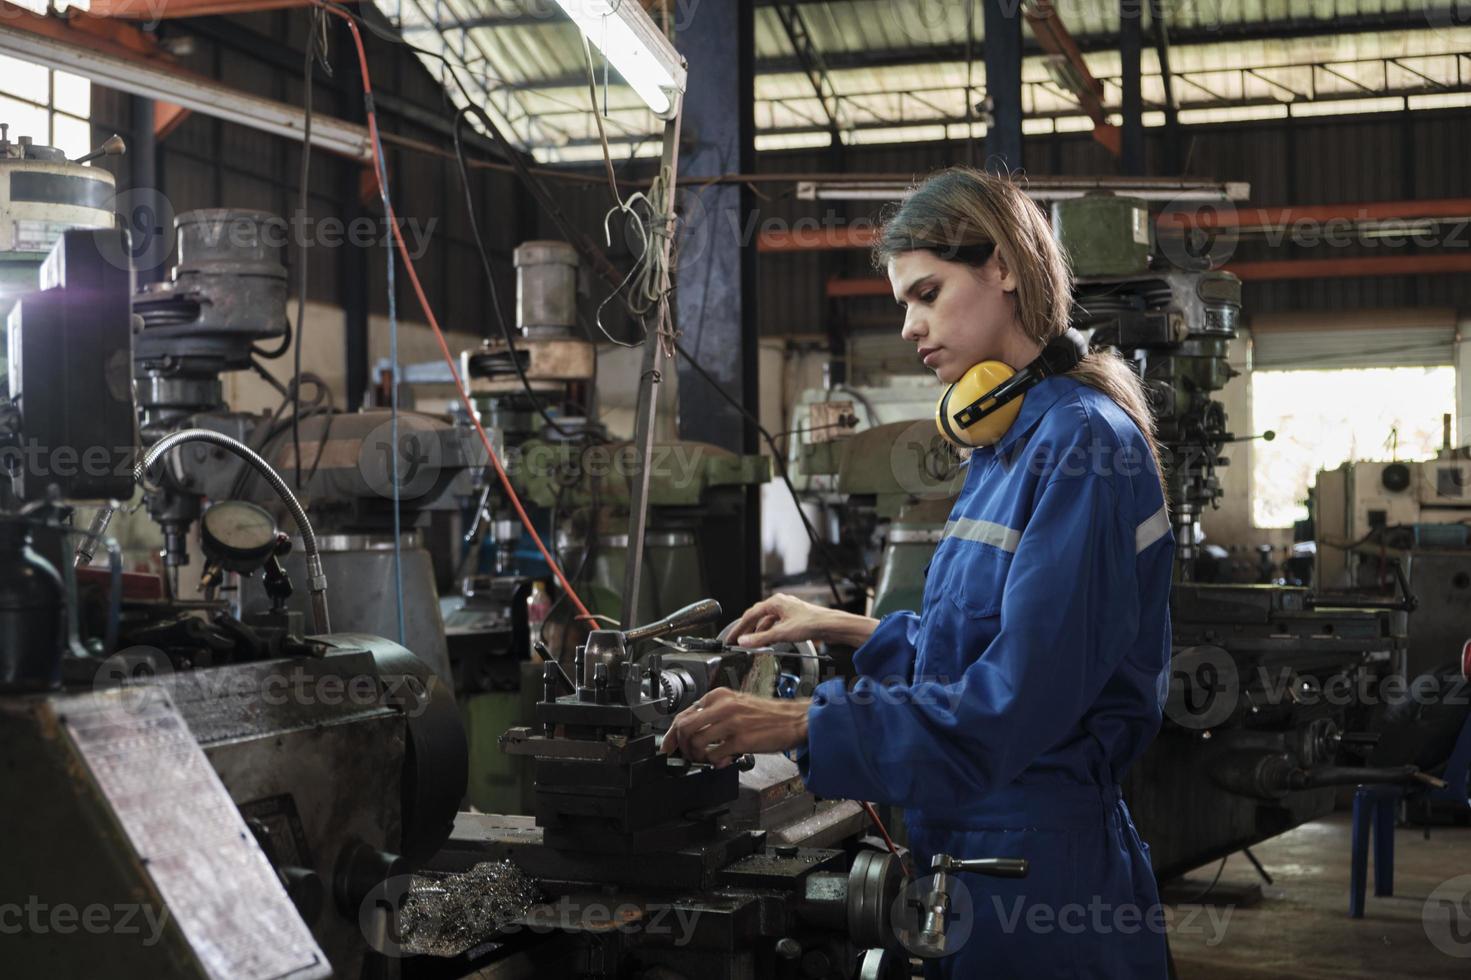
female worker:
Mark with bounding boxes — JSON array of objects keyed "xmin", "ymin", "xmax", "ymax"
[{"xmin": 661, "ymin": 166, "xmax": 1174, "ymax": 978}]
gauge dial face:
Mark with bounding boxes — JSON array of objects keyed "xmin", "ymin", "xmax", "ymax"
[{"xmin": 201, "ymin": 500, "xmax": 278, "ymax": 569}]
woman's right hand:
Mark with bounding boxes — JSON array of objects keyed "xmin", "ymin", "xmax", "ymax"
[{"xmin": 728, "ymin": 594, "xmax": 879, "ymax": 648}]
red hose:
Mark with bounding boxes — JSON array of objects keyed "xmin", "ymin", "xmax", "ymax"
[{"xmin": 315, "ymin": 2, "xmax": 596, "ymax": 627}]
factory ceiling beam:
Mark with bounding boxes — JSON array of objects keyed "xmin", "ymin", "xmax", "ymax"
[
  {"xmin": 19, "ymin": 7, "xmax": 194, "ymax": 138},
  {"xmin": 534, "ymin": 66, "xmax": 1471, "ymax": 153},
  {"xmin": 1160, "ymin": 197, "xmax": 1471, "ymax": 228},
  {"xmin": 823, "ymin": 251, "xmax": 1471, "ymax": 293},
  {"xmin": 400, "ymin": 0, "xmax": 850, "ymax": 32},
  {"xmin": 175, "ymin": 14, "xmax": 525, "ymax": 173},
  {"xmin": 0, "ymin": 2, "xmax": 372, "ymax": 160},
  {"xmin": 505, "ymin": 12, "xmax": 1444, "ymax": 91},
  {"xmin": 88, "ymin": 0, "xmax": 356, "ymax": 17},
  {"xmin": 1225, "ymin": 254, "xmax": 1471, "ymax": 279},
  {"xmin": 771, "ymin": 0, "xmax": 841, "ymax": 141},
  {"xmin": 1024, "ymin": 0, "xmax": 1120, "ymax": 156}
]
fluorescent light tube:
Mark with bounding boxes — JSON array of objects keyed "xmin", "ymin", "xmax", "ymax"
[{"xmin": 553, "ymin": 0, "xmax": 687, "ymax": 118}]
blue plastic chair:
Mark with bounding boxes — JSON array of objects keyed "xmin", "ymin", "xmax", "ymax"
[{"xmin": 1349, "ymin": 714, "xmax": 1471, "ymax": 917}]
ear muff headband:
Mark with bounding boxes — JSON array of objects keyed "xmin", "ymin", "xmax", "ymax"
[{"xmin": 935, "ymin": 328, "xmax": 1090, "ymax": 449}]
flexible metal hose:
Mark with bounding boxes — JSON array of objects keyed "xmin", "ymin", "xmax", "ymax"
[{"xmin": 134, "ymin": 428, "xmax": 331, "ymax": 633}]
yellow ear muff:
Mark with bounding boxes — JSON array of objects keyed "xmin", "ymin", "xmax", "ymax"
[{"xmin": 935, "ymin": 360, "xmax": 1025, "ymax": 448}]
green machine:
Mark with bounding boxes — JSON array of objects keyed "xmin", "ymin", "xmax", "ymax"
[
  {"xmin": 454, "ymin": 437, "xmax": 769, "ymax": 815},
  {"xmin": 1053, "ymin": 192, "xmax": 1243, "ymax": 572},
  {"xmin": 430, "ymin": 252, "xmax": 771, "ymax": 811},
  {"xmin": 797, "ymin": 419, "xmax": 963, "ymax": 616},
  {"xmin": 511, "ymin": 436, "xmax": 771, "ymax": 638}
]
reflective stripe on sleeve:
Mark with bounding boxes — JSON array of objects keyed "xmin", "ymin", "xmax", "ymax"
[
  {"xmin": 943, "ymin": 517, "xmax": 1022, "ymax": 553},
  {"xmin": 1136, "ymin": 505, "xmax": 1170, "ymax": 554}
]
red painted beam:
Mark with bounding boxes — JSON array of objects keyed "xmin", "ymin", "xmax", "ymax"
[
  {"xmin": 3, "ymin": 5, "xmax": 178, "ymax": 61},
  {"xmin": 824, "ymin": 252, "xmax": 1471, "ymax": 296},
  {"xmin": 88, "ymin": 0, "xmax": 356, "ymax": 18},
  {"xmin": 768, "ymin": 198, "xmax": 1471, "ymax": 255},
  {"xmin": 1223, "ymin": 254, "xmax": 1471, "ymax": 280},
  {"xmin": 1023, "ymin": 0, "xmax": 1121, "ymax": 157},
  {"xmin": 5, "ymin": 7, "xmax": 195, "ymax": 138},
  {"xmin": 1159, "ymin": 198, "xmax": 1471, "ymax": 229},
  {"xmin": 760, "ymin": 225, "xmax": 878, "ymax": 253},
  {"xmin": 154, "ymin": 100, "xmax": 190, "ymax": 139},
  {"xmin": 826, "ymin": 277, "xmax": 891, "ymax": 298}
]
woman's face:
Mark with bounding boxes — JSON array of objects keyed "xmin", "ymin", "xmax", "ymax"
[{"xmin": 888, "ymin": 249, "xmax": 1039, "ymax": 385}]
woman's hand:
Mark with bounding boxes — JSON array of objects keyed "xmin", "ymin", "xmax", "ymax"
[
  {"xmin": 727, "ymin": 593, "xmax": 878, "ymax": 648},
  {"xmin": 659, "ymin": 688, "xmax": 809, "ymax": 767}
]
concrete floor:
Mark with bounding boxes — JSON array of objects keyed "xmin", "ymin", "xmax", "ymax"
[{"xmin": 1167, "ymin": 812, "xmax": 1471, "ymax": 979}]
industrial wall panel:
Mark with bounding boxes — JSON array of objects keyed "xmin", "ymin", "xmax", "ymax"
[{"xmin": 1253, "ymin": 323, "xmax": 1457, "ymax": 370}]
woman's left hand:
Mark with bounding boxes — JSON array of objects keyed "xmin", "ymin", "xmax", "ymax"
[{"xmin": 659, "ymin": 688, "xmax": 810, "ymax": 768}]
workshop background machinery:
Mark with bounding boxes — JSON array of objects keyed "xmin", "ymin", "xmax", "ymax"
[
  {"xmin": 397, "ymin": 598, "xmax": 1003, "ymax": 980},
  {"xmin": 397, "ymin": 239, "xmax": 771, "ymax": 815},
  {"xmin": 1055, "ymin": 193, "xmax": 1435, "ymax": 879},
  {"xmin": 0, "ymin": 227, "xmax": 468, "ymax": 980},
  {"xmin": 787, "ymin": 188, "xmax": 1451, "ymax": 882},
  {"xmin": 0, "ymin": 126, "xmax": 120, "ymax": 318},
  {"xmin": 1313, "ymin": 451, "xmax": 1471, "ymax": 679},
  {"xmin": 125, "ymin": 207, "xmax": 486, "ymax": 685}
]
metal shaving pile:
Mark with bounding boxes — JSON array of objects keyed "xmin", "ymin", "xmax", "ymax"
[{"xmin": 400, "ymin": 859, "xmax": 544, "ymax": 957}]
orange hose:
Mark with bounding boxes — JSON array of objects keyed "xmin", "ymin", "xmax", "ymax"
[{"xmin": 318, "ymin": 2, "xmax": 596, "ymax": 628}]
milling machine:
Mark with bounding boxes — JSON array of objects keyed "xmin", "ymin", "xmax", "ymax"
[
  {"xmin": 116, "ymin": 207, "xmax": 486, "ymax": 684},
  {"xmin": 0, "ymin": 125, "xmax": 120, "ymax": 315},
  {"xmin": 1059, "ymin": 195, "xmax": 1436, "ymax": 877},
  {"xmin": 0, "ymin": 227, "xmax": 468, "ymax": 980}
]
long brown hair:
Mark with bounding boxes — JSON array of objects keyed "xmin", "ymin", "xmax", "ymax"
[{"xmin": 873, "ymin": 166, "xmax": 1166, "ymax": 499}]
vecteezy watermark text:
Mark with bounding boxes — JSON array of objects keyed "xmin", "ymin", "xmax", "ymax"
[{"xmin": 0, "ymin": 897, "xmax": 169, "ymax": 947}]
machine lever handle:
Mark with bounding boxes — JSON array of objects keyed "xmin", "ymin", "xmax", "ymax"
[
  {"xmin": 623, "ymin": 599, "xmax": 723, "ymax": 644},
  {"xmin": 934, "ymin": 855, "xmax": 1030, "ymax": 878}
]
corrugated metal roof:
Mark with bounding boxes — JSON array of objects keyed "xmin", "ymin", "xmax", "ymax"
[{"xmin": 375, "ymin": 1, "xmax": 1471, "ymax": 161}]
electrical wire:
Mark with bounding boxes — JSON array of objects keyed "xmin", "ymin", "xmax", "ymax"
[
  {"xmin": 368, "ymin": 117, "xmax": 406, "ymax": 648},
  {"xmin": 249, "ymin": 358, "xmax": 291, "ymax": 400},
  {"xmin": 311, "ymin": 0, "xmax": 657, "ymax": 325},
  {"xmin": 592, "ymin": 114, "xmax": 768, "ymax": 617},
  {"xmin": 250, "ymin": 315, "xmax": 293, "ymax": 359},
  {"xmin": 229, "ymin": 373, "xmax": 334, "ymax": 500},
  {"xmin": 312, "ymin": 0, "xmax": 597, "ymax": 628},
  {"xmin": 580, "ymin": 34, "xmax": 671, "ymax": 346},
  {"xmin": 1180, "ymin": 856, "xmax": 1229, "ymax": 904},
  {"xmin": 547, "ymin": 475, "xmax": 602, "ymax": 665},
  {"xmin": 582, "ymin": 34, "xmax": 623, "ymax": 207},
  {"xmin": 292, "ymin": 7, "xmax": 330, "ymax": 490},
  {"xmin": 317, "ymin": 1, "xmax": 629, "ymax": 293}
]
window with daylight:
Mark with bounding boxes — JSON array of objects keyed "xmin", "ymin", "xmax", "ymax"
[
  {"xmin": 1250, "ymin": 366, "xmax": 1458, "ymax": 529},
  {"xmin": 0, "ymin": 0, "xmax": 91, "ymax": 160}
]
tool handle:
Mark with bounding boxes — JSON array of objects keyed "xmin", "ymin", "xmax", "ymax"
[
  {"xmin": 624, "ymin": 599, "xmax": 723, "ymax": 644},
  {"xmin": 937, "ymin": 856, "xmax": 1030, "ymax": 878}
]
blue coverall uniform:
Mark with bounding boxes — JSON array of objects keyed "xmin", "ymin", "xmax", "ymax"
[{"xmin": 800, "ymin": 376, "xmax": 1174, "ymax": 978}]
